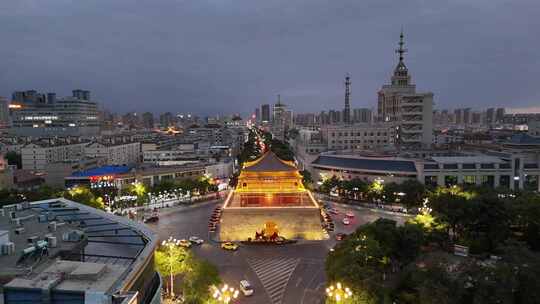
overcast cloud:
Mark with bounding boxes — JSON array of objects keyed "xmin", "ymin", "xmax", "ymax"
[{"xmin": 1, "ymin": 0, "xmax": 539, "ymax": 116}]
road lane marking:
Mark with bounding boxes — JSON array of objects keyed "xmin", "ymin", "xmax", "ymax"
[{"xmin": 247, "ymin": 257, "xmax": 299, "ymax": 304}]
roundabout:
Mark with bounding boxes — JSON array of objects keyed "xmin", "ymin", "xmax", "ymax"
[{"xmin": 147, "ymin": 197, "xmax": 409, "ymax": 304}]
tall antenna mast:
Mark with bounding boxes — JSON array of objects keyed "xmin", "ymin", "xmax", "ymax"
[
  {"xmin": 395, "ymin": 29, "xmax": 408, "ymax": 62},
  {"xmin": 344, "ymin": 73, "xmax": 351, "ymax": 124}
]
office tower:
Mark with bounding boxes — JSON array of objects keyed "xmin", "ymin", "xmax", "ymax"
[
  {"xmin": 9, "ymin": 90, "xmax": 99, "ymax": 136},
  {"xmin": 496, "ymin": 108, "xmax": 505, "ymax": 123},
  {"xmin": 352, "ymin": 108, "xmax": 372, "ymax": 123},
  {"xmin": 377, "ymin": 31, "xmax": 433, "ymax": 149},
  {"xmin": 255, "ymin": 108, "xmax": 260, "ymax": 122},
  {"xmin": 0, "ymin": 97, "xmax": 9, "ymax": 128},
  {"xmin": 261, "ymin": 104, "xmax": 271, "ymax": 123},
  {"xmin": 72, "ymin": 89, "xmax": 91, "ymax": 100},
  {"xmin": 142, "ymin": 112, "xmax": 154, "ymax": 129}
]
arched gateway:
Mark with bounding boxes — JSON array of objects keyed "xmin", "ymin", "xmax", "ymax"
[{"xmin": 220, "ymin": 151, "xmax": 324, "ymax": 241}]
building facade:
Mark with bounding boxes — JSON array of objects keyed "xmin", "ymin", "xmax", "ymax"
[
  {"xmin": 84, "ymin": 142, "xmax": 141, "ymax": 166},
  {"xmin": 21, "ymin": 142, "xmax": 88, "ymax": 171},
  {"xmin": 320, "ymin": 124, "xmax": 395, "ymax": 151},
  {"xmin": 377, "ymin": 32, "xmax": 433, "ymax": 150},
  {"xmin": 10, "ymin": 90, "xmax": 100, "ymax": 137}
]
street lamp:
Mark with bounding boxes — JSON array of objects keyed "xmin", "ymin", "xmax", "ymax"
[
  {"xmin": 212, "ymin": 284, "xmax": 239, "ymax": 303},
  {"xmin": 161, "ymin": 237, "xmax": 181, "ymax": 297},
  {"xmin": 326, "ymin": 282, "xmax": 353, "ymax": 302}
]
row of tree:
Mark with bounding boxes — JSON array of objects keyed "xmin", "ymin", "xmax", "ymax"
[
  {"xmin": 319, "ymin": 176, "xmax": 428, "ymax": 209},
  {"xmin": 0, "ymin": 175, "xmax": 218, "ymax": 210},
  {"xmin": 326, "ymin": 187, "xmax": 540, "ymax": 303}
]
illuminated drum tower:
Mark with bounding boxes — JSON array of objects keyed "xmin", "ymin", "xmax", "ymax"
[{"xmin": 220, "ymin": 151, "xmax": 324, "ymax": 241}]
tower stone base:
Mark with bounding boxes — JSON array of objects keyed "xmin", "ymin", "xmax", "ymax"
[{"xmin": 219, "ymin": 207, "xmax": 325, "ymax": 241}]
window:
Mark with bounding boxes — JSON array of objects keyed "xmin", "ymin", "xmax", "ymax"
[
  {"xmin": 499, "ymin": 175, "xmax": 510, "ymax": 188},
  {"xmin": 481, "ymin": 175, "xmax": 495, "ymax": 188},
  {"xmin": 524, "ymin": 175, "xmax": 539, "ymax": 191},
  {"xmin": 463, "ymin": 175, "xmax": 476, "ymax": 185},
  {"xmin": 425, "ymin": 176, "xmax": 438, "ymax": 187}
]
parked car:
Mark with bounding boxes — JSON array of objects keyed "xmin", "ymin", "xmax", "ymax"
[
  {"xmin": 221, "ymin": 242, "xmax": 238, "ymax": 251},
  {"xmin": 240, "ymin": 280, "xmax": 254, "ymax": 296},
  {"xmin": 189, "ymin": 236, "xmax": 204, "ymax": 245},
  {"xmin": 178, "ymin": 239, "xmax": 191, "ymax": 248},
  {"xmin": 143, "ymin": 215, "xmax": 159, "ymax": 223}
]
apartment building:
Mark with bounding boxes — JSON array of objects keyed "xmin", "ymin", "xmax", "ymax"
[{"xmin": 320, "ymin": 124, "xmax": 395, "ymax": 151}]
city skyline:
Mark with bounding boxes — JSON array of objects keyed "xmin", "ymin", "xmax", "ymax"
[{"xmin": 1, "ymin": 1, "xmax": 539, "ymax": 116}]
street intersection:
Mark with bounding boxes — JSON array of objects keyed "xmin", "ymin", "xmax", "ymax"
[{"xmin": 147, "ymin": 199, "xmax": 409, "ymax": 304}]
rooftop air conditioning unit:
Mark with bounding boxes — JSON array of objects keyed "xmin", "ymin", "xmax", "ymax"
[
  {"xmin": 1, "ymin": 242, "xmax": 15, "ymax": 255},
  {"xmin": 46, "ymin": 236, "xmax": 57, "ymax": 248},
  {"xmin": 48, "ymin": 221, "xmax": 57, "ymax": 232}
]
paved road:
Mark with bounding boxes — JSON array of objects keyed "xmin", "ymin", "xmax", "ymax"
[{"xmin": 147, "ymin": 200, "xmax": 409, "ymax": 304}]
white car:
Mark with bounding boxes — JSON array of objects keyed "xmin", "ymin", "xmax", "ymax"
[
  {"xmin": 189, "ymin": 236, "xmax": 204, "ymax": 245},
  {"xmin": 240, "ymin": 280, "xmax": 254, "ymax": 296},
  {"xmin": 342, "ymin": 218, "xmax": 350, "ymax": 225}
]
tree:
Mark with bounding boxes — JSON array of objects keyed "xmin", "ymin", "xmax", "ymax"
[
  {"xmin": 64, "ymin": 186, "xmax": 104, "ymax": 209},
  {"xmin": 155, "ymin": 239, "xmax": 191, "ymax": 297},
  {"xmin": 400, "ymin": 180, "xmax": 426, "ymax": 209},
  {"xmin": 321, "ymin": 176, "xmax": 341, "ymax": 194},
  {"xmin": 182, "ymin": 258, "xmax": 222, "ymax": 304},
  {"xmin": 300, "ymin": 170, "xmax": 313, "ymax": 189},
  {"xmin": 382, "ymin": 182, "xmax": 401, "ymax": 204}
]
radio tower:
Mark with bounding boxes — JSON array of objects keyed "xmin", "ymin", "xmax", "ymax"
[{"xmin": 343, "ymin": 74, "xmax": 351, "ymax": 124}]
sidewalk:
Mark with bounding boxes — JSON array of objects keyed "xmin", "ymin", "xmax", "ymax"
[
  {"xmin": 329, "ymin": 201, "xmax": 413, "ymax": 218},
  {"xmin": 315, "ymin": 193, "xmax": 414, "ymax": 217}
]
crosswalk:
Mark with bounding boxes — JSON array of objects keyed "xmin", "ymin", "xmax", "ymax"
[{"xmin": 246, "ymin": 257, "xmax": 300, "ymax": 304}]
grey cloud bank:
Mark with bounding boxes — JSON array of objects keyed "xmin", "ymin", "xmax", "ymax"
[{"xmin": 0, "ymin": 0, "xmax": 539, "ymax": 115}]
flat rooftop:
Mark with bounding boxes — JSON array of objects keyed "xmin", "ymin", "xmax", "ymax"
[
  {"xmin": 1, "ymin": 198, "xmax": 159, "ymax": 301},
  {"xmin": 5, "ymin": 260, "xmax": 126, "ymax": 294},
  {"xmin": 431, "ymin": 156, "xmax": 505, "ymax": 164},
  {"xmin": 312, "ymin": 155, "xmax": 417, "ymax": 173},
  {"xmin": 0, "ymin": 203, "xmax": 83, "ymax": 278}
]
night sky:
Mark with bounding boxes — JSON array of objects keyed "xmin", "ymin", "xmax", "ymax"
[{"xmin": 1, "ymin": 0, "xmax": 539, "ymax": 116}]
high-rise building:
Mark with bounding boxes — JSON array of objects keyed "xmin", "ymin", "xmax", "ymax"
[
  {"xmin": 463, "ymin": 108, "xmax": 471, "ymax": 125},
  {"xmin": 352, "ymin": 108, "xmax": 372, "ymax": 123},
  {"xmin": 159, "ymin": 112, "xmax": 175, "ymax": 127},
  {"xmin": 142, "ymin": 112, "xmax": 154, "ymax": 129},
  {"xmin": 329, "ymin": 110, "xmax": 341, "ymax": 124},
  {"xmin": 343, "ymin": 75, "xmax": 351, "ymax": 124},
  {"xmin": 472, "ymin": 111, "xmax": 482, "ymax": 124},
  {"xmin": 261, "ymin": 104, "xmax": 271, "ymax": 123},
  {"xmin": 272, "ymin": 95, "xmax": 287, "ymax": 139},
  {"xmin": 486, "ymin": 108, "xmax": 495, "ymax": 125},
  {"xmin": 0, "ymin": 97, "xmax": 10, "ymax": 128},
  {"xmin": 9, "ymin": 90, "xmax": 100, "ymax": 137},
  {"xmin": 72, "ymin": 89, "xmax": 91, "ymax": 101},
  {"xmin": 377, "ymin": 31, "xmax": 433, "ymax": 149},
  {"xmin": 454, "ymin": 108, "xmax": 463, "ymax": 125},
  {"xmin": 496, "ymin": 108, "xmax": 505, "ymax": 123},
  {"xmin": 255, "ymin": 108, "xmax": 261, "ymax": 122}
]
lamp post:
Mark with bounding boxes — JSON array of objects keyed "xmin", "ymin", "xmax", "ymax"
[
  {"xmin": 161, "ymin": 237, "xmax": 181, "ymax": 297},
  {"xmin": 212, "ymin": 284, "xmax": 239, "ymax": 303},
  {"xmin": 326, "ymin": 282, "xmax": 353, "ymax": 302}
]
